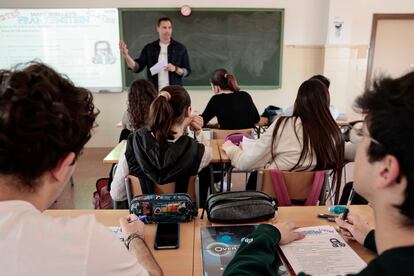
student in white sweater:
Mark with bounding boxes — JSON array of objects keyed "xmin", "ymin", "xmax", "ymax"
[
  {"xmin": 223, "ymin": 78, "xmax": 344, "ymax": 190},
  {"xmin": 0, "ymin": 63, "xmax": 162, "ymax": 276}
]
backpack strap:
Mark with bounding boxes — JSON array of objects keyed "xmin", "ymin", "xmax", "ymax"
[
  {"xmin": 304, "ymin": 171, "xmax": 326, "ymax": 206},
  {"xmin": 269, "ymin": 170, "xmax": 326, "ymax": 206},
  {"xmin": 268, "ymin": 170, "xmax": 292, "ymax": 206}
]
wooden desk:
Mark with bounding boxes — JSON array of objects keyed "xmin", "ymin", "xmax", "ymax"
[
  {"xmin": 215, "ymin": 139, "xmax": 230, "ymax": 163},
  {"xmin": 193, "ymin": 205, "xmax": 377, "ymax": 276},
  {"xmin": 44, "ymin": 209, "xmax": 195, "ymax": 276},
  {"xmin": 208, "ymin": 140, "xmax": 222, "ymax": 163},
  {"xmin": 103, "ymin": 140, "xmax": 126, "ymax": 164},
  {"xmin": 336, "ymin": 114, "xmax": 364, "ymax": 126}
]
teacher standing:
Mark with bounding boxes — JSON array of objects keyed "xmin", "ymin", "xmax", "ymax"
[{"xmin": 119, "ymin": 17, "xmax": 191, "ymax": 91}]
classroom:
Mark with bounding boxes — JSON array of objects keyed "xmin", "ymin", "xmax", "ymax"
[{"xmin": 0, "ymin": 0, "xmax": 413, "ymax": 275}]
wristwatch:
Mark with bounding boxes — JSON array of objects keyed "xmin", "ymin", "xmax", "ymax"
[{"xmin": 124, "ymin": 233, "xmax": 144, "ymax": 249}]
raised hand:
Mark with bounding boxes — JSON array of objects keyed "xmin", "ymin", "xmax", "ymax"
[{"xmin": 119, "ymin": 40, "xmax": 129, "ymax": 57}]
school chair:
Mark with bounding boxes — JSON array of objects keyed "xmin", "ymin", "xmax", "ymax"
[
  {"xmin": 124, "ymin": 175, "xmax": 197, "ymax": 207},
  {"xmin": 256, "ymin": 169, "xmax": 329, "ymax": 206},
  {"xmin": 211, "ymin": 128, "xmax": 254, "ymax": 191}
]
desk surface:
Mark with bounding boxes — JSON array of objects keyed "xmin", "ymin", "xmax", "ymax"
[
  {"xmin": 44, "ymin": 209, "xmax": 195, "ymax": 276},
  {"xmin": 102, "ymin": 139, "xmax": 225, "ymax": 165},
  {"xmin": 193, "ymin": 205, "xmax": 376, "ymax": 276},
  {"xmin": 336, "ymin": 114, "xmax": 364, "ymax": 126},
  {"xmin": 215, "ymin": 139, "xmax": 230, "ymax": 163},
  {"xmin": 208, "ymin": 140, "xmax": 222, "ymax": 163},
  {"xmin": 45, "ymin": 206, "xmax": 376, "ymax": 276},
  {"xmin": 103, "ymin": 140, "xmax": 126, "ymax": 164}
]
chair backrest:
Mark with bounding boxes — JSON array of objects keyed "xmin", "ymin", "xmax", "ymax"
[
  {"xmin": 211, "ymin": 128, "xmax": 253, "ymax": 139},
  {"xmin": 257, "ymin": 169, "xmax": 328, "ymax": 206},
  {"xmin": 125, "ymin": 175, "xmax": 196, "ymax": 207}
]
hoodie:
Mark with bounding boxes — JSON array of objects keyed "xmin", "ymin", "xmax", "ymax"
[{"xmin": 125, "ymin": 128, "xmax": 205, "ymax": 194}]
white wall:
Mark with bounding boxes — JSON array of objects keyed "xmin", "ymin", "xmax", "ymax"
[
  {"xmin": 2, "ymin": 0, "xmax": 414, "ymax": 147},
  {"xmin": 328, "ymin": 0, "xmax": 414, "ymax": 45}
]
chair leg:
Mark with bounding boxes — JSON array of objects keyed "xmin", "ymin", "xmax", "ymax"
[
  {"xmin": 195, "ymin": 176, "xmax": 200, "ymax": 209},
  {"xmin": 226, "ymin": 165, "xmax": 233, "ymax": 192}
]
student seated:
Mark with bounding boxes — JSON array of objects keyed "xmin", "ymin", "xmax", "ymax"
[
  {"xmin": 120, "ymin": 79, "xmax": 158, "ymax": 132},
  {"xmin": 123, "ymin": 85, "xmax": 212, "ymax": 206},
  {"xmin": 222, "ymin": 78, "xmax": 344, "ymax": 191},
  {"xmin": 0, "ymin": 63, "xmax": 162, "ymax": 275},
  {"xmin": 224, "ymin": 71, "xmax": 414, "ymax": 276},
  {"xmin": 110, "ymin": 79, "xmax": 157, "ymax": 202},
  {"xmin": 283, "ymin": 75, "xmax": 339, "ymax": 119},
  {"xmin": 202, "ymin": 68, "xmax": 260, "ymax": 129}
]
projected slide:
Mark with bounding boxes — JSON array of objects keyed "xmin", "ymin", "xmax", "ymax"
[{"xmin": 0, "ymin": 9, "xmax": 122, "ymax": 92}]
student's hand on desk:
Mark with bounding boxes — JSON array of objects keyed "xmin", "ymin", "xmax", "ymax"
[
  {"xmin": 120, "ymin": 214, "xmax": 145, "ymax": 240},
  {"xmin": 274, "ymin": 222, "xmax": 305, "ymax": 245},
  {"xmin": 222, "ymin": 140, "xmax": 236, "ymax": 150},
  {"xmin": 335, "ymin": 213, "xmax": 373, "ymax": 244},
  {"xmin": 189, "ymin": 115, "xmax": 203, "ymax": 132}
]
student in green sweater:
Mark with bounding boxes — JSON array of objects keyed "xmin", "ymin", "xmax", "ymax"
[{"xmin": 224, "ymin": 71, "xmax": 414, "ymax": 276}]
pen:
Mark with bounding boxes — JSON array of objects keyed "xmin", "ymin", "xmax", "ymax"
[
  {"xmin": 128, "ymin": 215, "xmax": 147, "ymax": 223},
  {"xmin": 342, "ymin": 189, "xmax": 355, "ymax": 221},
  {"xmin": 341, "ymin": 208, "xmax": 349, "ymax": 221}
]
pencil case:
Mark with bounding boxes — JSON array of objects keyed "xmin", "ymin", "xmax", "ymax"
[
  {"xmin": 129, "ymin": 193, "xmax": 198, "ymax": 223},
  {"xmin": 201, "ymin": 191, "xmax": 277, "ymax": 223}
]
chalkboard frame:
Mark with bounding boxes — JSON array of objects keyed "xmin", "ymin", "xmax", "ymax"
[{"xmin": 119, "ymin": 8, "xmax": 284, "ymax": 90}]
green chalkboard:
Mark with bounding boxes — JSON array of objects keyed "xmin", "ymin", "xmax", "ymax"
[{"xmin": 120, "ymin": 9, "xmax": 284, "ymax": 89}]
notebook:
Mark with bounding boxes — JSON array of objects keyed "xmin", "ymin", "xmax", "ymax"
[
  {"xmin": 279, "ymin": 225, "xmax": 366, "ymax": 276},
  {"xmin": 200, "ymin": 225, "xmax": 258, "ymax": 276}
]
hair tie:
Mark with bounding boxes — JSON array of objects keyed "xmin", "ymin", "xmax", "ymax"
[
  {"xmin": 158, "ymin": 91, "xmax": 171, "ymax": 101},
  {"xmin": 224, "ymin": 73, "xmax": 228, "ymax": 78}
]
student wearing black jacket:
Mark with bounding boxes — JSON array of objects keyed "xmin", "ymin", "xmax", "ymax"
[
  {"xmin": 224, "ymin": 71, "xmax": 414, "ymax": 276},
  {"xmin": 119, "ymin": 17, "xmax": 191, "ymax": 90},
  {"xmin": 125, "ymin": 85, "xmax": 212, "ymax": 206}
]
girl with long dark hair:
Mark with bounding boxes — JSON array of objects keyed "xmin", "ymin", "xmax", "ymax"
[{"xmin": 222, "ymin": 78, "xmax": 344, "ymax": 191}]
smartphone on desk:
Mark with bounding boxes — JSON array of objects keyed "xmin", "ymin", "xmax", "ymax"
[{"xmin": 154, "ymin": 223, "xmax": 180, "ymax": 250}]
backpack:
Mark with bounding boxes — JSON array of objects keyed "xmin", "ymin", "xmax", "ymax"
[
  {"xmin": 93, "ymin": 178, "xmax": 113, "ymax": 209},
  {"xmin": 261, "ymin": 105, "xmax": 283, "ymax": 125}
]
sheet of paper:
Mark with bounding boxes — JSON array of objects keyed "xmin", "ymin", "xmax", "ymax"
[
  {"xmin": 150, "ymin": 59, "xmax": 167, "ymax": 76},
  {"xmin": 279, "ymin": 225, "xmax": 366, "ymax": 276},
  {"xmin": 108, "ymin": 226, "xmax": 124, "ymax": 241}
]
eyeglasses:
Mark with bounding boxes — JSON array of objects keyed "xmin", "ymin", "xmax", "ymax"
[{"xmin": 349, "ymin": 121, "xmax": 382, "ymax": 146}]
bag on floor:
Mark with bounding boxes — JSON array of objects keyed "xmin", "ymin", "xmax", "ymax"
[
  {"xmin": 201, "ymin": 191, "xmax": 277, "ymax": 223},
  {"xmin": 129, "ymin": 193, "xmax": 198, "ymax": 223},
  {"xmin": 93, "ymin": 178, "xmax": 113, "ymax": 209}
]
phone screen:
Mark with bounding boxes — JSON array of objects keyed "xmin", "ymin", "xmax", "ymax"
[{"xmin": 154, "ymin": 223, "xmax": 180, "ymax": 249}]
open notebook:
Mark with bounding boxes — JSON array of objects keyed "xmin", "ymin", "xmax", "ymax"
[{"xmin": 279, "ymin": 225, "xmax": 366, "ymax": 276}]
